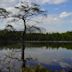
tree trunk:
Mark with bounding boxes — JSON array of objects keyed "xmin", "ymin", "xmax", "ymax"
[{"xmin": 21, "ymin": 17, "xmax": 26, "ymax": 68}]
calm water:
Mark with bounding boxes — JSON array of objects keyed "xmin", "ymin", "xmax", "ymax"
[{"xmin": 0, "ymin": 42, "xmax": 72, "ymax": 72}]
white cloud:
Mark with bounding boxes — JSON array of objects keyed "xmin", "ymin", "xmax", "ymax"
[
  {"xmin": 5, "ymin": 17, "xmax": 24, "ymax": 31},
  {"xmin": 31, "ymin": 11, "xmax": 72, "ymax": 26},
  {"xmin": 59, "ymin": 12, "xmax": 72, "ymax": 18},
  {"xmin": 45, "ymin": 12, "xmax": 72, "ymax": 24},
  {"xmin": 0, "ymin": 0, "xmax": 19, "ymax": 8},
  {"xmin": 36, "ymin": 15, "xmax": 63, "ymax": 25},
  {"xmin": 44, "ymin": 15, "xmax": 60, "ymax": 24},
  {"xmin": 19, "ymin": 0, "xmax": 67, "ymax": 5},
  {"xmin": 48, "ymin": 0, "xmax": 67, "ymax": 4},
  {"xmin": 0, "ymin": 0, "xmax": 15, "ymax": 3},
  {"xmin": 6, "ymin": 7, "xmax": 19, "ymax": 15},
  {"xmin": 30, "ymin": 0, "xmax": 67, "ymax": 5},
  {"xmin": 0, "ymin": 0, "xmax": 68, "ymax": 8},
  {"xmin": 0, "ymin": 11, "xmax": 72, "ymax": 32}
]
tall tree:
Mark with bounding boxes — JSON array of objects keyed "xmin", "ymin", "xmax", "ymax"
[{"xmin": 0, "ymin": 1, "xmax": 46, "ymax": 69}]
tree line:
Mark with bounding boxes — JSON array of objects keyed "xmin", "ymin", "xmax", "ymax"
[{"xmin": 0, "ymin": 30, "xmax": 72, "ymax": 43}]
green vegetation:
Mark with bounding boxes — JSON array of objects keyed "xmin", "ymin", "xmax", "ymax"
[
  {"xmin": 0, "ymin": 30, "xmax": 72, "ymax": 43},
  {"xmin": 0, "ymin": 30, "xmax": 72, "ymax": 49}
]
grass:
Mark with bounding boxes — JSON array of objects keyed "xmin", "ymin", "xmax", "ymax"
[{"xmin": 22, "ymin": 65, "xmax": 51, "ymax": 72}]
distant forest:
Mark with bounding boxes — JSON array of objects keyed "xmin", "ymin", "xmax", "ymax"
[{"xmin": 0, "ymin": 30, "xmax": 72, "ymax": 44}]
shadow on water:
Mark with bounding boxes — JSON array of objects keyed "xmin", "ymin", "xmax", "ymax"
[{"xmin": 0, "ymin": 42, "xmax": 72, "ymax": 72}]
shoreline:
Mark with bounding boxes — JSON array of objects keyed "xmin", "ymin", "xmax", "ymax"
[{"xmin": 25, "ymin": 41, "xmax": 72, "ymax": 43}]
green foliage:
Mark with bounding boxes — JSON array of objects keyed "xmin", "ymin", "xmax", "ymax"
[{"xmin": 0, "ymin": 30, "xmax": 72, "ymax": 43}]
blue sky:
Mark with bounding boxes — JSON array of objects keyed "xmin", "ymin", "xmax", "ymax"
[{"xmin": 0, "ymin": 0, "xmax": 72, "ymax": 33}]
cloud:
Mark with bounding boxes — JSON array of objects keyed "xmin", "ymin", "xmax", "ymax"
[
  {"xmin": 0, "ymin": 0, "xmax": 19, "ymax": 7},
  {"xmin": 35, "ymin": 15, "xmax": 63, "ymax": 25},
  {"xmin": 31, "ymin": 11, "xmax": 72, "ymax": 27},
  {"xmin": 19, "ymin": 0, "xmax": 67, "ymax": 5},
  {"xmin": 0, "ymin": 0, "xmax": 68, "ymax": 8},
  {"xmin": 0, "ymin": 0, "xmax": 15, "ymax": 3},
  {"xmin": 59, "ymin": 11, "xmax": 72, "ymax": 18},
  {"xmin": 6, "ymin": 7, "xmax": 19, "ymax": 15},
  {"xmin": 0, "ymin": 11, "xmax": 72, "ymax": 32},
  {"xmin": 47, "ymin": 0, "xmax": 67, "ymax": 4},
  {"xmin": 5, "ymin": 17, "xmax": 24, "ymax": 31},
  {"xmin": 43, "ymin": 11, "xmax": 72, "ymax": 25},
  {"xmin": 29, "ymin": 0, "xmax": 67, "ymax": 5},
  {"xmin": 44, "ymin": 15, "xmax": 61, "ymax": 24}
]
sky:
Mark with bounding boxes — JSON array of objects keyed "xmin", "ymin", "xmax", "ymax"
[{"xmin": 0, "ymin": 0, "xmax": 72, "ymax": 33}]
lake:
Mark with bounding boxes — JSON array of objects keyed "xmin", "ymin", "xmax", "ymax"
[{"xmin": 0, "ymin": 42, "xmax": 72, "ymax": 72}]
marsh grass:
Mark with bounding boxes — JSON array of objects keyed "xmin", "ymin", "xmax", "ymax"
[{"xmin": 22, "ymin": 65, "xmax": 51, "ymax": 72}]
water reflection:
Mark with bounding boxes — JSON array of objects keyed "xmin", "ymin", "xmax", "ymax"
[{"xmin": 0, "ymin": 42, "xmax": 72, "ymax": 72}]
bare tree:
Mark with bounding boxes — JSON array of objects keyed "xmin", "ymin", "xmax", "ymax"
[{"xmin": 0, "ymin": 1, "xmax": 46, "ymax": 70}]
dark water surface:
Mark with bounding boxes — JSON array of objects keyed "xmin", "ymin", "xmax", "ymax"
[{"xmin": 0, "ymin": 42, "xmax": 72, "ymax": 72}]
